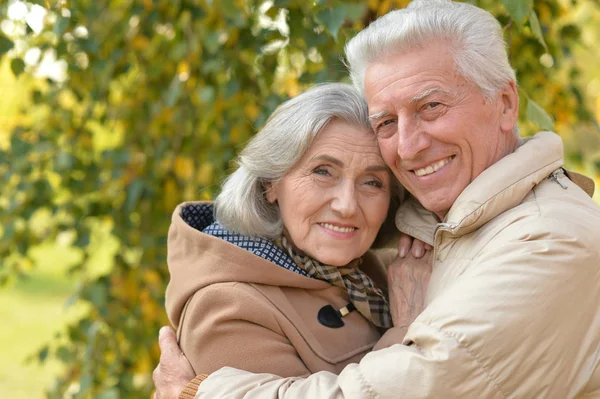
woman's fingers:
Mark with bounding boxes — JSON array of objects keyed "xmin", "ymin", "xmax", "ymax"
[{"xmin": 397, "ymin": 233, "xmax": 413, "ymax": 258}]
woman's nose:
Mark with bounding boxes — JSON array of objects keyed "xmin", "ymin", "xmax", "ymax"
[{"xmin": 330, "ymin": 181, "xmax": 358, "ymax": 217}]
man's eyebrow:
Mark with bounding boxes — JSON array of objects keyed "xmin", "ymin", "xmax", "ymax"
[
  {"xmin": 368, "ymin": 88, "xmax": 451, "ymax": 120},
  {"xmin": 368, "ymin": 110, "xmax": 390, "ymax": 121},
  {"xmin": 410, "ymin": 87, "xmax": 450, "ymax": 103}
]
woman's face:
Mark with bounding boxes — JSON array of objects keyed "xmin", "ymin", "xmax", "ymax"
[{"xmin": 266, "ymin": 119, "xmax": 392, "ymax": 266}]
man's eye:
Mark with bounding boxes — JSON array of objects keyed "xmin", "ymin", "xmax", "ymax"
[{"xmin": 426, "ymin": 102, "xmax": 441, "ymax": 109}]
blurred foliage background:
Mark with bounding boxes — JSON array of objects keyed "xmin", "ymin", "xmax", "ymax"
[{"xmin": 0, "ymin": 0, "xmax": 598, "ymax": 397}]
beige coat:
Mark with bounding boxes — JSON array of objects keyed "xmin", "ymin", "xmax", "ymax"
[
  {"xmin": 194, "ymin": 131, "xmax": 600, "ymax": 398},
  {"xmin": 165, "ymin": 202, "xmax": 396, "ymax": 378}
]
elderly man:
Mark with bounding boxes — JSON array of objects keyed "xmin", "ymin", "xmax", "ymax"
[{"xmin": 153, "ymin": 0, "xmax": 600, "ymax": 397}]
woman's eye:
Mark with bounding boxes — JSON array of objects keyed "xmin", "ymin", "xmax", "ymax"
[
  {"xmin": 313, "ymin": 167, "xmax": 330, "ymax": 177},
  {"xmin": 365, "ymin": 179, "xmax": 384, "ymax": 188}
]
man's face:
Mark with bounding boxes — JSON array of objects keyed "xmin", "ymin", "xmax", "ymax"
[{"xmin": 364, "ymin": 42, "xmax": 518, "ymax": 219}]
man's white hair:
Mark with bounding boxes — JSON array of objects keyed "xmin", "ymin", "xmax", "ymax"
[{"xmin": 345, "ymin": 0, "xmax": 517, "ymax": 101}]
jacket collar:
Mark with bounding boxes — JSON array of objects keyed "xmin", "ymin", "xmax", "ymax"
[{"xmin": 440, "ymin": 131, "xmax": 564, "ymax": 236}]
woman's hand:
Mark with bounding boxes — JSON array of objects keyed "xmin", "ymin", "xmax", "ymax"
[
  {"xmin": 386, "ymin": 249, "xmax": 433, "ymax": 330},
  {"xmin": 152, "ymin": 327, "xmax": 196, "ymax": 399},
  {"xmin": 397, "ymin": 233, "xmax": 433, "ymax": 259}
]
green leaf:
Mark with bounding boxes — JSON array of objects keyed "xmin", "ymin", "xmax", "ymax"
[
  {"xmin": 529, "ymin": 10, "xmax": 548, "ymax": 51},
  {"xmin": 165, "ymin": 77, "xmax": 182, "ymax": 107},
  {"xmin": 344, "ymin": 4, "xmax": 367, "ymax": 21},
  {"xmin": 126, "ymin": 179, "xmax": 144, "ymax": 212},
  {"xmin": 10, "ymin": 58, "xmax": 25, "ymax": 77},
  {"xmin": 53, "ymin": 16, "xmax": 70, "ymax": 36},
  {"xmin": 97, "ymin": 388, "xmax": 120, "ymax": 399},
  {"xmin": 38, "ymin": 346, "xmax": 49, "ymax": 362},
  {"xmin": 273, "ymin": 0, "xmax": 292, "ymax": 7},
  {"xmin": 0, "ymin": 35, "xmax": 13, "ymax": 56},
  {"xmin": 502, "ymin": 0, "xmax": 533, "ymax": 24},
  {"xmin": 526, "ymin": 98, "xmax": 555, "ymax": 131},
  {"xmin": 316, "ymin": 6, "xmax": 348, "ymax": 40}
]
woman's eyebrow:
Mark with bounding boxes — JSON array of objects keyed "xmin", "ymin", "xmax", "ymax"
[
  {"xmin": 312, "ymin": 154, "xmax": 388, "ymax": 172},
  {"xmin": 366, "ymin": 165, "xmax": 389, "ymax": 172},
  {"xmin": 312, "ymin": 154, "xmax": 344, "ymax": 166}
]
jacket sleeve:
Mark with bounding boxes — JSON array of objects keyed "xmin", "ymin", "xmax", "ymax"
[
  {"xmin": 178, "ymin": 282, "xmax": 310, "ymax": 378},
  {"xmin": 194, "ymin": 219, "xmax": 600, "ymax": 398}
]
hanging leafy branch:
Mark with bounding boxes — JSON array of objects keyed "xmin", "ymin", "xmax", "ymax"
[{"xmin": 0, "ymin": 0, "xmax": 598, "ymax": 397}]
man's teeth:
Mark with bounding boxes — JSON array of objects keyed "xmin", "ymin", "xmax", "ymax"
[
  {"xmin": 320, "ymin": 223, "xmax": 356, "ymax": 233},
  {"xmin": 414, "ymin": 157, "xmax": 452, "ymax": 177}
]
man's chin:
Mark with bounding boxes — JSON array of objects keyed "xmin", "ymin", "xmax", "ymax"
[{"xmin": 417, "ymin": 194, "xmax": 454, "ymax": 220}]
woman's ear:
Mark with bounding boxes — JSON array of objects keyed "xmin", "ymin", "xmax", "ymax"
[{"xmin": 265, "ymin": 181, "xmax": 277, "ymax": 204}]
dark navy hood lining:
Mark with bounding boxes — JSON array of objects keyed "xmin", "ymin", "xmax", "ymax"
[{"xmin": 180, "ymin": 203, "xmax": 308, "ymax": 277}]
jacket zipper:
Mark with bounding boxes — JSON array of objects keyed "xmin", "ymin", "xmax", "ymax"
[{"xmin": 548, "ymin": 168, "xmax": 568, "ymax": 189}]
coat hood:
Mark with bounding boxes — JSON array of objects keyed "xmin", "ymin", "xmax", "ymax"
[{"xmin": 165, "ymin": 202, "xmax": 330, "ymax": 329}]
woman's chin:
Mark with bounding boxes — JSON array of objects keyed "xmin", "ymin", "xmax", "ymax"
[{"xmin": 313, "ymin": 254, "xmax": 354, "ymax": 267}]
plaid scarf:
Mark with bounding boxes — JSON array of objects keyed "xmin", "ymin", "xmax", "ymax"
[{"xmin": 276, "ymin": 235, "xmax": 392, "ymax": 329}]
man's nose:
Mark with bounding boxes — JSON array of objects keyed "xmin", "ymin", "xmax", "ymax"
[
  {"xmin": 396, "ymin": 118, "xmax": 431, "ymax": 161},
  {"xmin": 330, "ymin": 181, "xmax": 358, "ymax": 218}
]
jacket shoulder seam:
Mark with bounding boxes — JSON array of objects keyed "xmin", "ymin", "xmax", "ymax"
[{"xmin": 415, "ymin": 321, "xmax": 510, "ymax": 399}]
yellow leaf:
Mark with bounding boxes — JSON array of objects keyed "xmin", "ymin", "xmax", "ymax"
[
  {"xmin": 164, "ymin": 178, "xmax": 179, "ymax": 211},
  {"xmin": 177, "ymin": 61, "xmax": 190, "ymax": 76},
  {"xmin": 284, "ymin": 75, "xmax": 300, "ymax": 97},
  {"xmin": 378, "ymin": 0, "xmax": 393, "ymax": 15},
  {"xmin": 230, "ymin": 126, "xmax": 240, "ymax": 143},
  {"xmin": 142, "ymin": 269, "xmax": 161, "ymax": 288},
  {"xmin": 174, "ymin": 156, "xmax": 194, "ymax": 180},
  {"xmin": 595, "ymin": 96, "xmax": 600, "ymax": 123},
  {"xmin": 244, "ymin": 103, "xmax": 259, "ymax": 120},
  {"xmin": 394, "ymin": 0, "xmax": 411, "ymax": 8},
  {"xmin": 197, "ymin": 162, "xmax": 214, "ymax": 186},
  {"xmin": 132, "ymin": 35, "xmax": 150, "ymax": 50},
  {"xmin": 45, "ymin": 170, "xmax": 62, "ymax": 189}
]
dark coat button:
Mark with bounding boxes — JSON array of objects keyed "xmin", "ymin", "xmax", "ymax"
[{"xmin": 318, "ymin": 305, "xmax": 345, "ymax": 328}]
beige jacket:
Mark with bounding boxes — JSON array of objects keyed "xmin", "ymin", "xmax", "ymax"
[
  {"xmin": 165, "ymin": 202, "xmax": 395, "ymax": 378},
  {"xmin": 194, "ymin": 131, "xmax": 600, "ymax": 398}
]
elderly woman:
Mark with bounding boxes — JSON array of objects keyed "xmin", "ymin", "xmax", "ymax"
[{"xmin": 165, "ymin": 83, "xmax": 408, "ymax": 381}]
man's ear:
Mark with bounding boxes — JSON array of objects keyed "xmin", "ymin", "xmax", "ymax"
[
  {"xmin": 265, "ymin": 181, "xmax": 277, "ymax": 204},
  {"xmin": 499, "ymin": 80, "xmax": 519, "ymax": 133}
]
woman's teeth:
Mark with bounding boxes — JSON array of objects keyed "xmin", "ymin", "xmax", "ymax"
[{"xmin": 320, "ymin": 223, "xmax": 356, "ymax": 233}]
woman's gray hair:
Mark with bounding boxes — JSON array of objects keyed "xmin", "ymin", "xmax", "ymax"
[
  {"xmin": 215, "ymin": 83, "xmax": 378, "ymax": 238},
  {"xmin": 345, "ymin": 0, "xmax": 517, "ymax": 101}
]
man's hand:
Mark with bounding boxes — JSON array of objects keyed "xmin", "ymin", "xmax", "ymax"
[
  {"xmin": 152, "ymin": 326, "xmax": 196, "ymax": 399},
  {"xmin": 387, "ymin": 250, "xmax": 433, "ymax": 330}
]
